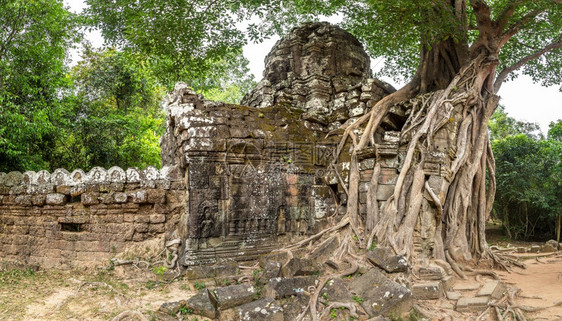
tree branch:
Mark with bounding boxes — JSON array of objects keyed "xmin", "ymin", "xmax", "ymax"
[
  {"xmin": 494, "ymin": 38, "xmax": 562, "ymax": 93},
  {"xmin": 469, "ymin": 0, "xmax": 493, "ymax": 30},
  {"xmin": 500, "ymin": 9, "xmax": 542, "ymax": 46},
  {"xmin": 495, "ymin": 0, "xmax": 524, "ymax": 30}
]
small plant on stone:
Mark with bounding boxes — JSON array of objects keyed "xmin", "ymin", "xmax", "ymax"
[
  {"xmin": 352, "ymin": 295, "xmax": 364, "ymax": 304},
  {"xmin": 224, "ymin": 280, "xmax": 230, "ymax": 286},
  {"xmin": 152, "ymin": 266, "xmax": 167, "ymax": 276},
  {"xmin": 322, "ymin": 292, "xmax": 328, "ymax": 301},
  {"xmin": 193, "ymin": 281, "xmax": 206, "ymax": 290},
  {"xmin": 330, "ymin": 308, "xmax": 338, "ymax": 319},
  {"xmin": 369, "ymin": 241, "xmax": 377, "ymax": 251},
  {"xmin": 178, "ymin": 307, "xmax": 193, "ymax": 315}
]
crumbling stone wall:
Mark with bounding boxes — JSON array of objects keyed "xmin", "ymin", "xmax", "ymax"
[
  {"xmin": 0, "ymin": 22, "xmax": 447, "ymax": 269},
  {"xmin": 242, "ymin": 22, "xmax": 396, "ymax": 130},
  {"xmin": 160, "ymin": 84, "xmax": 341, "ymax": 265},
  {"xmin": 0, "ymin": 167, "xmax": 184, "ymax": 268}
]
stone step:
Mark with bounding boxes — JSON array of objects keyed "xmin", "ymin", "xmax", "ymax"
[
  {"xmin": 476, "ymin": 280, "xmax": 506, "ymax": 299},
  {"xmin": 456, "ymin": 296, "xmax": 489, "ymax": 312}
]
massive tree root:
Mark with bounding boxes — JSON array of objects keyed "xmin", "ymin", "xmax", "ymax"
[{"xmin": 272, "ymin": 53, "xmax": 527, "ymax": 320}]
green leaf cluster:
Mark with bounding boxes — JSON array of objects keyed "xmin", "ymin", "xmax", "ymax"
[
  {"xmin": 492, "ymin": 113, "xmax": 562, "ymax": 240},
  {"xmin": 0, "ymin": 0, "xmax": 81, "ymax": 172}
]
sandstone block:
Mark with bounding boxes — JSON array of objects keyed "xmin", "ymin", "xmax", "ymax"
[
  {"xmin": 446, "ymin": 291, "xmax": 462, "ymax": 300},
  {"xmin": 477, "ymin": 280, "xmax": 506, "ymax": 299},
  {"xmin": 281, "ymin": 257, "xmax": 321, "ymax": 277},
  {"xmin": 114, "ymin": 192, "xmax": 127, "ymax": 203},
  {"xmin": 185, "ymin": 289, "xmax": 218, "ymax": 319},
  {"xmin": 130, "ymin": 190, "xmax": 148, "ymax": 203},
  {"xmin": 149, "ymin": 214, "xmax": 166, "ymax": 224},
  {"xmin": 81, "ymin": 192, "xmax": 99, "ymax": 205},
  {"xmin": 147, "ymin": 189, "xmax": 166, "ymax": 204},
  {"xmin": 412, "ymin": 281, "xmax": 441, "ymax": 300},
  {"xmin": 215, "ymin": 283, "xmax": 257, "ymax": 310},
  {"xmin": 46, "ymin": 193, "xmax": 67, "ymax": 205},
  {"xmin": 159, "ymin": 300, "xmax": 186, "ymax": 315},
  {"xmin": 56, "ymin": 185, "xmax": 71, "ymax": 195},
  {"xmin": 349, "ymin": 268, "xmax": 412, "ymax": 317},
  {"xmin": 456, "ymin": 296, "xmax": 489, "ymax": 312},
  {"xmin": 263, "ymin": 261, "xmax": 281, "ymax": 280},
  {"xmin": 366, "ymin": 247, "xmax": 408, "ymax": 273},
  {"xmin": 264, "ymin": 276, "xmax": 315, "ymax": 299},
  {"xmin": 236, "ymin": 298, "xmax": 283, "ymax": 321}
]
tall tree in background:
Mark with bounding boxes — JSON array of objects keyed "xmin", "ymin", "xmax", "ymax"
[
  {"xmin": 52, "ymin": 47, "xmax": 166, "ymax": 171},
  {"xmin": 87, "ymin": 0, "xmax": 562, "ymax": 268},
  {"xmin": 85, "ymin": 0, "xmax": 256, "ymax": 100},
  {"xmin": 0, "ymin": 0, "xmax": 80, "ymax": 171},
  {"xmin": 492, "ymin": 119, "xmax": 562, "ymax": 242}
]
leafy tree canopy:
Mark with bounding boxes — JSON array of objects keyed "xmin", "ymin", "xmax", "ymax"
[
  {"xmin": 86, "ymin": 0, "xmax": 562, "ymax": 91},
  {"xmin": 51, "ymin": 47, "xmax": 166, "ymax": 171},
  {"xmin": 0, "ymin": 0, "xmax": 81, "ymax": 172}
]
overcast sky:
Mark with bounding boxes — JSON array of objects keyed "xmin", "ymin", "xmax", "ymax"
[{"xmin": 65, "ymin": 0, "xmax": 561, "ymax": 134}]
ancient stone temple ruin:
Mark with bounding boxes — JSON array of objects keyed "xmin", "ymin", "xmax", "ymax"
[{"xmin": 0, "ymin": 22, "xmax": 430, "ymax": 269}]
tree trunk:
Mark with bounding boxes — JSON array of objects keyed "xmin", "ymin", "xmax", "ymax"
[
  {"xmin": 340, "ymin": 48, "xmax": 507, "ymax": 269},
  {"xmin": 556, "ymin": 214, "xmax": 562, "ymax": 247}
]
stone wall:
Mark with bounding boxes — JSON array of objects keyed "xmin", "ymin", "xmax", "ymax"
[
  {"xmin": 0, "ymin": 167, "xmax": 185, "ymax": 268},
  {"xmin": 0, "ymin": 22, "xmax": 448, "ymax": 269},
  {"xmin": 160, "ymin": 84, "xmax": 341, "ymax": 266}
]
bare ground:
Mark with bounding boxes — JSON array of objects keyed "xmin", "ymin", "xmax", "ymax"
[
  {"xmin": 0, "ymin": 265, "xmax": 198, "ymax": 321},
  {"xmin": 2, "ymin": 226, "xmax": 562, "ymax": 321}
]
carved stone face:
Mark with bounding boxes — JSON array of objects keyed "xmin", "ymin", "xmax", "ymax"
[{"xmin": 263, "ymin": 22, "xmax": 370, "ymax": 88}]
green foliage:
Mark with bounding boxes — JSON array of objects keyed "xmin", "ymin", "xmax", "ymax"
[
  {"xmin": 489, "ymin": 106, "xmax": 542, "ymax": 141},
  {"xmin": 352, "ymin": 295, "xmax": 364, "ymax": 304},
  {"xmin": 152, "ymin": 266, "xmax": 167, "ymax": 276},
  {"xmin": 52, "ymin": 47, "xmax": 166, "ymax": 171},
  {"xmin": 85, "ymin": 0, "xmax": 256, "ymax": 93},
  {"xmin": 178, "ymin": 306, "xmax": 192, "ymax": 315},
  {"xmin": 492, "ymin": 118, "xmax": 562, "ymax": 240},
  {"xmin": 193, "ymin": 281, "xmax": 206, "ymax": 290},
  {"xmin": 0, "ymin": 0, "xmax": 80, "ymax": 172}
]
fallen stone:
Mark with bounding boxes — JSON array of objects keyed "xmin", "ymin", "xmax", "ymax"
[
  {"xmin": 453, "ymin": 283, "xmax": 481, "ymax": 291},
  {"xmin": 456, "ymin": 296, "xmax": 489, "ymax": 312},
  {"xmin": 263, "ymin": 261, "xmax": 281, "ymax": 280},
  {"xmin": 236, "ymin": 298, "xmax": 283, "ymax": 321},
  {"xmin": 309, "ymin": 236, "xmax": 339, "ymax": 263},
  {"xmin": 416, "ymin": 265, "xmax": 445, "ymax": 280},
  {"xmin": 259, "ymin": 252, "xmax": 288, "ymax": 269},
  {"xmin": 530, "ymin": 245, "xmax": 541, "ymax": 253},
  {"xmin": 158, "ymin": 300, "xmax": 186, "ymax": 315},
  {"xmin": 185, "ymin": 288, "xmax": 218, "ymax": 319},
  {"xmin": 349, "ymin": 268, "xmax": 412, "ymax": 317},
  {"xmin": 264, "ymin": 276, "xmax": 316, "ymax": 299},
  {"xmin": 546, "ymin": 239, "xmax": 560, "ymax": 250},
  {"xmin": 477, "ymin": 280, "xmax": 506, "ymax": 299},
  {"xmin": 319, "ymin": 278, "xmax": 353, "ymax": 302},
  {"xmin": 366, "ymin": 247, "xmax": 408, "ymax": 273},
  {"xmin": 446, "ymin": 291, "xmax": 462, "ymax": 301},
  {"xmin": 540, "ymin": 243, "xmax": 557, "ymax": 253},
  {"xmin": 281, "ymin": 258, "xmax": 321, "ymax": 277},
  {"xmin": 412, "ymin": 281, "xmax": 441, "ymax": 300},
  {"xmin": 281, "ymin": 292, "xmax": 309, "ymax": 321},
  {"xmin": 215, "ymin": 283, "xmax": 257, "ymax": 310},
  {"xmin": 515, "ymin": 247, "xmax": 527, "ymax": 253}
]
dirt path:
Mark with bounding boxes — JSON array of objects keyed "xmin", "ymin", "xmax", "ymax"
[
  {"xmin": 498, "ymin": 255, "xmax": 562, "ymax": 321},
  {"xmin": 0, "ymin": 266, "xmax": 196, "ymax": 321}
]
